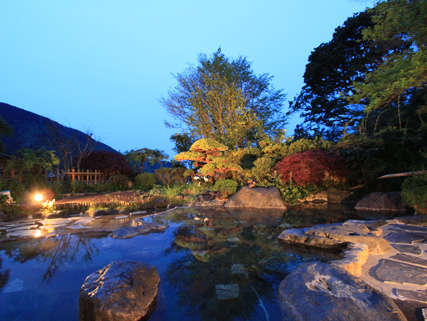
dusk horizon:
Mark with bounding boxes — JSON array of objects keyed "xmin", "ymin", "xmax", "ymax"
[{"xmin": 2, "ymin": 0, "xmax": 371, "ymax": 155}]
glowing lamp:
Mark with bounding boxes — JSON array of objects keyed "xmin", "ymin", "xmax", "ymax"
[
  {"xmin": 34, "ymin": 229, "xmax": 42, "ymax": 238},
  {"xmin": 33, "ymin": 193, "xmax": 43, "ymax": 203}
]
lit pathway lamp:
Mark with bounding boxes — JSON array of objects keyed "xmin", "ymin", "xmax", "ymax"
[{"xmin": 33, "ymin": 192, "xmax": 44, "ymax": 203}]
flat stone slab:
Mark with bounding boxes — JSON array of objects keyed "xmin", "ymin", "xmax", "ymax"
[
  {"xmin": 6, "ymin": 224, "xmax": 39, "ymax": 232},
  {"xmin": 391, "ymin": 243, "xmax": 422, "ymax": 255},
  {"xmin": 279, "ymin": 262, "xmax": 406, "ymax": 321},
  {"xmin": 388, "ymin": 224, "xmax": 427, "ymax": 233},
  {"xmin": 393, "ymin": 288, "xmax": 427, "ymax": 303},
  {"xmin": 390, "ymin": 253, "xmax": 427, "ymax": 266},
  {"xmin": 6, "ymin": 229, "xmax": 40, "ymax": 239},
  {"xmin": 370, "ymin": 259, "xmax": 427, "ymax": 285},
  {"xmin": 278, "ymin": 217, "xmax": 427, "ymax": 311},
  {"xmin": 383, "ymin": 230, "xmax": 426, "ymax": 244}
]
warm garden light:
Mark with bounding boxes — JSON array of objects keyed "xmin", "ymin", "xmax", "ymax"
[
  {"xmin": 33, "ymin": 229, "xmax": 42, "ymax": 238},
  {"xmin": 33, "ymin": 193, "xmax": 43, "ymax": 202}
]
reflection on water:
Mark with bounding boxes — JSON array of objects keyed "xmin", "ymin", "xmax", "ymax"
[
  {"xmin": 2, "ymin": 234, "xmax": 99, "ymax": 281},
  {"xmin": 0, "ymin": 206, "xmax": 392, "ymax": 321},
  {"xmin": 0, "ymin": 258, "xmax": 10, "ymax": 291}
]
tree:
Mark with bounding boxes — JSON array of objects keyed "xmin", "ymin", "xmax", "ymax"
[
  {"xmin": 170, "ymin": 133, "xmax": 194, "ymax": 153},
  {"xmin": 290, "ymin": 10, "xmax": 407, "ymax": 139},
  {"xmin": 163, "ymin": 49, "xmax": 286, "ymax": 148},
  {"xmin": 125, "ymin": 148, "xmax": 168, "ymax": 173},
  {"xmin": 350, "ymin": 0, "xmax": 427, "ymax": 132},
  {"xmin": 174, "ymin": 138, "xmax": 242, "ymax": 179},
  {"xmin": 80, "ymin": 151, "xmax": 133, "ymax": 177},
  {"xmin": 6, "ymin": 148, "xmax": 59, "ymax": 183},
  {"xmin": 45, "ymin": 120, "xmax": 96, "ymax": 170},
  {"xmin": 74, "ymin": 131, "xmax": 95, "ymax": 170},
  {"xmin": 274, "ymin": 150, "xmax": 348, "ymax": 186},
  {"xmin": 175, "ymin": 138, "xmax": 228, "ymax": 165}
]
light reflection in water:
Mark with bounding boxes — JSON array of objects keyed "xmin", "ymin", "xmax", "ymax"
[{"xmin": 0, "ymin": 206, "xmax": 389, "ymax": 321}]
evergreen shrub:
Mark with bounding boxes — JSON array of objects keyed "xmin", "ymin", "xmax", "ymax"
[
  {"xmin": 135, "ymin": 173, "xmax": 156, "ymax": 191},
  {"xmin": 213, "ymin": 179, "xmax": 238, "ymax": 197}
]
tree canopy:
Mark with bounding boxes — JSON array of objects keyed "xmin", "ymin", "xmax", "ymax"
[
  {"xmin": 351, "ymin": 0, "xmax": 427, "ymax": 133},
  {"xmin": 170, "ymin": 133, "xmax": 195, "ymax": 154},
  {"xmin": 6, "ymin": 148, "xmax": 59, "ymax": 183},
  {"xmin": 174, "ymin": 138, "xmax": 242, "ymax": 178},
  {"xmin": 163, "ymin": 49, "xmax": 286, "ymax": 149},
  {"xmin": 290, "ymin": 9, "xmax": 407, "ymax": 139},
  {"xmin": 125, "ymin": 148, "xmax": 168, "ymax": 173},
  {"xmin": 81, "ymin": 151, "xmax": 133, "ymax": 176}
]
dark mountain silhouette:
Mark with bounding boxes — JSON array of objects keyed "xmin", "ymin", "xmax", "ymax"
[{"xmin": 0, "ymin": 102, "xmax": 117, "ymax": 156}]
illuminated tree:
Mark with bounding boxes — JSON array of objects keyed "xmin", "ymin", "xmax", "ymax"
[
  {"xmin": 174, "ymin": 138, "xmax": 241, "ymax": 179},
  {"xmin": 163, "ymin": 49, "xmax": 286, "ymax": 148}
]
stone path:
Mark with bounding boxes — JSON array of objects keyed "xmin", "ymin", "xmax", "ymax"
[
  {"xmin": 278, "ymin": 216, "xmax": 427, "ymax": 305},
  {"xmin": 374, "ymin": 221, "xmax": 427, "ymax": 305}
]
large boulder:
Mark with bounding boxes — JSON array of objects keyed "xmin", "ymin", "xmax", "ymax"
[
  {"xmin": 224, "ymin": 187, "xmax": 287, "ymax": 210},
  {"xmin": 278, "ymin": 262, "xmax": 407, "ymax": 321},
  {"xmin": 355, "ymin": 192, "xmax": 406, "ymax": 212},
  {"xmin": 79, "ymin": 261, "xmax": 159, "ymax": 321}
]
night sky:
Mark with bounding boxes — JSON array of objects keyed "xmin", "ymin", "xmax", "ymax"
[{"xmin": 1, "ymin": 0, "xmax": 372, "ymax": 156}]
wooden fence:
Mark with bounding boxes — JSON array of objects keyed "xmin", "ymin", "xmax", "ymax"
[{"xmin": 49, "ymin": 168, "xmax": 105, "ymax": 184}]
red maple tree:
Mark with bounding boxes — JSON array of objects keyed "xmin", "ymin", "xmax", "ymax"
[{"xmin": 274, "ymin": 150, "xmax": 348, "ymax": 186}]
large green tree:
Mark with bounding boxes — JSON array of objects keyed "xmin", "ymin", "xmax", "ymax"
[
  {"xmin": 290, "ymin": 10, "xmax": 407, "ymax": 139},
  {"xmin": 163, "ymin": 49, "xmax": 286, "ymax": 149},
  {"xmin": 6, "ymin": 148, "xmax": 59, "ymax": 184},
  {"xmin": 351, "ymin": 0, "xmax": 427, "ymax": 133}
]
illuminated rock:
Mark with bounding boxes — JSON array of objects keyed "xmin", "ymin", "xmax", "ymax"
[
  {"xmin": 224, "ymin": 187, "xmax": 287, "ymax": 210},
  {"xmin": 79, "ymin": 261, "xmax": 159, "ymax": 321}
]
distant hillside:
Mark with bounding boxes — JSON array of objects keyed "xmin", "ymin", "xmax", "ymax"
[{"xmin": 0, "ymin": 102, "xmax": 117, "ymax": 157}]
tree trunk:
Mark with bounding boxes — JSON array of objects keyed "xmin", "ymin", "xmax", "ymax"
[{"xmin": 397, "ymin": 95, "xmax": 402, "ymax": 131}]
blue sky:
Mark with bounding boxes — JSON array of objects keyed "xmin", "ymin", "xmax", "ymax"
[{"xmin": 1, "ymin": 0, "xmax": 372, "ymax": 157}]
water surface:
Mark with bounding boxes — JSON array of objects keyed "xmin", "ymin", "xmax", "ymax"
[{"xmin": 0, "ymin": 206, "xmax": 386, "ymax": 321}]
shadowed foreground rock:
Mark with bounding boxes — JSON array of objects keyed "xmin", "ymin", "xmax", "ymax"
[
  {"xmin": 278, "ymin": 217, "xmax": 427, "ymax": 306},
  {"xmin": 224, "ymin": 187, "xmax": 287, "ymax": 209},
  {"xmin": 278, "ymin": 262, "xmax": 407, "ymax": 321},
  {"xmin": 79, "ymin": 261, "xmax": 159, "ymax": 321}
]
